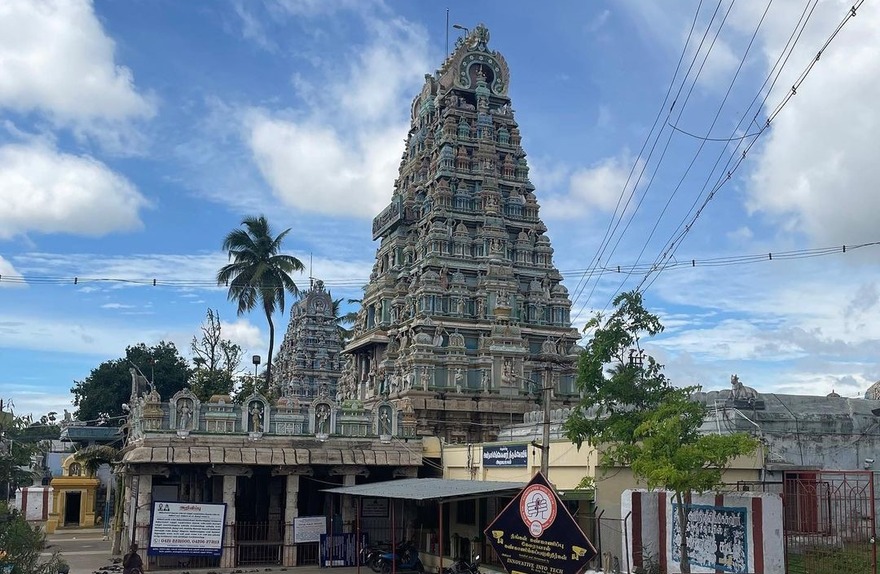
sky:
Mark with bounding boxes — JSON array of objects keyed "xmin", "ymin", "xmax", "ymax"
[{"xmin": 1, "ymin": 0, "xmax": 879, "ymax": 420}]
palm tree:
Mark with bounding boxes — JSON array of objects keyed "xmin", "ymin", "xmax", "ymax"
[
  {"xmin": 330, "ymin": 296, "xmax": 361, "ymax": 345},
  {"xmin": 217, "ymin": 215, "xmax": 304, "ymax": 390}
]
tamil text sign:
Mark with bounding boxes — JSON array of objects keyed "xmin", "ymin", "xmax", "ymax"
[
  {"xmin": 483, "ymin": 444, "xmax": 528, "ymax": 467},
  {"xmin": 485, "ymin": 472, "xmax": 596, "ymax": 574},
  {"xmin": 148, "ymin": 502, "xmax": 226, "ymax": 557}
]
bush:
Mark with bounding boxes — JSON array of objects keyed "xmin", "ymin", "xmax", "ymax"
[{"xmin": 0, "ymin": 504, "xmax": 66, "ymax": 574}]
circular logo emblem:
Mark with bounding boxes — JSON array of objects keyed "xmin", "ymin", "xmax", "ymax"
[{"xmin": 519, "ymin": 484, "xmax": 557, "ymax": 537}]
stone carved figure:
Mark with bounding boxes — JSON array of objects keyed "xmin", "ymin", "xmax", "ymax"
[
  {"xmin": 730, "ymin": 375, "xmax": 759, "ymax": 401},
  {"xmin": 379, "ymin": 409, "xmax": 392, "ymax": 435},
  {"xmin": 421, "ymin": 366, "xmax": 430, "ymax": 391},
  {"xmin": 177, "ymin": 400, "xmax": 192, "ymax": 430},
  {"xmin": 454, "ymin": 368, "xmax": 464, "ymax": 392},
  {"xmin": 250, "ymin": 403, "xmax": 263, "ymax": 433},
  {"xmin": 501, "ymin": 359, "xmax": 514, "ymax": 386},
  {"xmin": 481, "ymin": 369, "xmax": 490, "ymax": 389},
  {"xmin": 316, "ymin": 404, "xmax": 331, "ymax": 434}
]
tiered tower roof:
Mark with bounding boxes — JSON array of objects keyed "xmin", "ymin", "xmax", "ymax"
[
  {"xmin": 343, "ymin": 24, "xmax": 581, "ymax": 442},
  {"xmin": 275, "ymin": 280, "xmax": 344, "ymax": 400}
]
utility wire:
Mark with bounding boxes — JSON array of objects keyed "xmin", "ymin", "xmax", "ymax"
[
  {"xmin": 639, "ymin": 0, "xmax": 821, "ymax": 295},
  {"xmin": 1, "ymin": 242, "xmax": 875, "ymax": 290},
  {"xmin": 639, "ymin": 0, "xmax": 866, "ymax": 294},
  {"xmin": 566, "ymin": 0, "xmax": 713, "ymax": 326}
]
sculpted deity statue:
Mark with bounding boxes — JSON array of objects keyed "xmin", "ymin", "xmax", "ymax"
[
  {"xmin": 177, "ymin": 400, "xmax": 192, "ymax": 430},
  {"xmin": 250, "ymin": 404, "xmax": 263, "ymax": 433}
]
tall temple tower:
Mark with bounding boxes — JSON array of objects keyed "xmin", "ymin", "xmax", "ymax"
[
  {"xmin": 274, "ymin": 280, "xmax": 345, "ymax": 400},
  {"xmin": 342, "ymin": 24, "xmax": 581, "ymax": 443}
]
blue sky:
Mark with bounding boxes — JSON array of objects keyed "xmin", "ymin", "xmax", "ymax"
[{"xmin": 2, "ymin": 0, "xmax": 879, "ymax": 419}]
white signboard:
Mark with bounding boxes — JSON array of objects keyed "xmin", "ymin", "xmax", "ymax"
[
  {"xmin": 149, "ymin": 502, "xmax": 226, "ymax": 556},
  {"xmin": 294, "ymin": 516, "xmax": 327, "ymax": 544}
]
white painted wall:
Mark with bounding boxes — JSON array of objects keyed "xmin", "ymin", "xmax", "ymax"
[{"xmin": 13, "ymin": 486, "xmax": 53, "ymax": 522}]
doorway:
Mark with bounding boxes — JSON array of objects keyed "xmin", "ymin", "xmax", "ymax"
[{"xmin": 64, "ymin": 491, "xmax": 81, "ymax": 526}]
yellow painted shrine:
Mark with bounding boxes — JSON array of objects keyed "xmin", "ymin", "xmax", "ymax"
[{"xmin": 46, "ymin": 455, "xmax": 100, "ymax": 533}]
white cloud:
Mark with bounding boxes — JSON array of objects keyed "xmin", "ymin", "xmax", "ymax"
[
  {"xmin": 100, "ymin": 303, "xmax": 136, "ymax": 310},
  {"xmin": 744, "ymin": 2, "xmax": 880, "ymax": 245},
  {"xmin": 540, "ymin": 154, "xmax": 641, "ymax": 219},
  {"xmin": 223, "ymin": 319, "xmax": 265, "ymax": 351},
  {"xmin": 0, "ymin": 143, "xmax": 149, "ymax": 238},
  {"xmin": 245, "ymin": 15, "xmax": 429, "ymax": 217},
  {"xmin": 0, "ymin": 0, "xmax": 155, "ymax": 141},
  {"xmin": 0, "ymin": 255, "xmax": 25, "ymax": 288},
  {"xmin": 248, "ymin": 113, "xmax": 406, "ymax": 217}
]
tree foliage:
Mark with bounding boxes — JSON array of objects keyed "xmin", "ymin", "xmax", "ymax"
[
  {"xmin": 217, "ymin": 215, "xmax": 304, "ymax": 391},
  {"xmin": 0, "ymin": 503, "xmax": 66, "ymax": 574},
  {"xmin": 0, "ymin": 412, "xmax": 50, "ymax": 500},
  {"xmin": 71, "ymin": 341, "xmax": 191, "ymax": 422},
  {"xmin": 189, "ymin": 309, "xmax": 243, "ymax": 401},
  {"xmin": 563, "ymin": 291, "xmax": 759, "ymax": 574}
]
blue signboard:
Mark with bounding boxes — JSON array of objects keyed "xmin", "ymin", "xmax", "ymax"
[
  {"xmin": 671, "ymin": 503, "xmax": 748, "ymax": 573},
  {"xmin": 483, "ymin": 444, "xmax": 528, "ymax": 467},
  {"xmin": 320, "ymin": 532, "xmax": 368, "ymax": 567}
]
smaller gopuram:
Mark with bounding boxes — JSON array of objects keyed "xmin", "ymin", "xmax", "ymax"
[{"xmin": 274, "ymin": 279, "xmax": 345, "ymax": 400}]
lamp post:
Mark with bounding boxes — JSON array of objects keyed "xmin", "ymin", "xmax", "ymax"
[
  {"xmin": 252, "ymin": 354, "xmax": 261, "ymax": 382},
  {"xmin": 452, "ymin": 24, "xmax": 469, "ymax": 36}
]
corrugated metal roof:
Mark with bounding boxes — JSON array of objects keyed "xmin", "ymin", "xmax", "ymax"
[{"xmin": 323, "ymin": 478, "xmax": 526, "ymax": 501}]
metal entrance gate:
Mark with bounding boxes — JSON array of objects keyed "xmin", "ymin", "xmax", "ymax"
[{"xmin": 783, "ymin": 470, "xmax": 876, "ymax": 574}]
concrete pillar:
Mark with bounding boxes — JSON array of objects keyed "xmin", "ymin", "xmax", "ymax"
[
  {"xmin": 221, "ymin": 475, "xmax": 237, "ymax": 569},
  {"xmin": 341, "ymin": 474, "xmax": 357, "ymax": 532},
  {"xmin": 282, "ymin": 474, "xmax": 300, "ymax": 567}
]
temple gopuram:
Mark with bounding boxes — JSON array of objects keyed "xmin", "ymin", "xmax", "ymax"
[
  {"xmin": 274, "ymin": 279, "xmax": 344, "ymax": 400},
  {"xmin": 343, "ymin": 23, "xmax": 582, "ymax": 443}
]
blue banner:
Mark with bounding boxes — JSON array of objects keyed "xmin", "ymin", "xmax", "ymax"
[{"xmin": 320, "ymin": 532, "xmax": 368, "ymax": 567}]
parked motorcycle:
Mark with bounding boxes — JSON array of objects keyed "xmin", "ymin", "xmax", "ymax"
[
  {"xmin": 360, "ymin": 541, "xmax": 396, "ymax": 573},
  {"xmin": 377, "ymin": 541, "xmax": 424, "ymax": 573},
  {"xmin": 361, "ymin": 541, "xmax": 410, "ymax": 573},
  {"xmin": 443, "ymin": 554, "xmax": 481, "ymax": 574}
]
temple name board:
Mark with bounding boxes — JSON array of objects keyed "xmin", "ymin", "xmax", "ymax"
[{"xmin": 483, "ymin": 444, "xmax": 528, "ymax": 467}]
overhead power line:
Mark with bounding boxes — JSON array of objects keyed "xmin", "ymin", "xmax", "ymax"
[{"xmin": 1, "ymin": 242, "xmax": 876, "ymax": 290}]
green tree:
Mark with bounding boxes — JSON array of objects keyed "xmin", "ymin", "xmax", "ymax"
[
  {"xmin": 217, "ymin": 215, "xmax": 304, "ymax": 391},
  {"xmin": 189, "ymin": 309, "xmax": 243, "ymax": 401},
  {"xmin": 0, "ymin": 412, "xmax": 46, "ymax": 501},
  {"xmin": 0, "ymin": 503, "xmax": 66, "ymax": 574},
  {"xmin": 71, "ymin": 342, "xmax": 191, "ymax": 422},
  {"xmin": 564, "ymin": 291, "xmax": 758, "ymax": 574}
]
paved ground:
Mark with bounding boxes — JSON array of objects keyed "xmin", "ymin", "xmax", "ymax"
[{"xmin": 42, "ymin": 527, "xmax": 117, "ymax": 574}]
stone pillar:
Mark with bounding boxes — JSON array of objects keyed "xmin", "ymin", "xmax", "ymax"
[
  {"xmin": 282, "ymin": 474, "xmax": 300, "ymax": 567},
  {"xmin": 135, "ymin": 473, "xmax": 152, "ymax": 570},
  {"xmin": 221, "ymin": 475, "xmax": 237, "ymax": 569}
]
